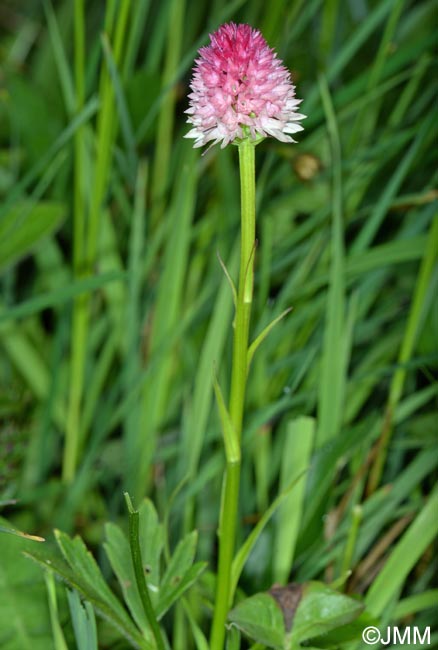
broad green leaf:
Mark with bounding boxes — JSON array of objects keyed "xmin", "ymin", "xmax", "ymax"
[
  {"xmin": 228, "ymin": 593, "xmax": 285, "ymax": 649},
  {"xmin": 0, "ymin": 518, "xmax": 53, "ymax": 650},
  {"xmin": 290, "ymin": 582, "xmax": 364, "ymax": 646},
  {"xmin": 307, "ymin": 610, "xmax": 377, "ymax": 647},
  {"xmin": 0, "ymin": 201, "xmax": 66, "ymax": 271}
]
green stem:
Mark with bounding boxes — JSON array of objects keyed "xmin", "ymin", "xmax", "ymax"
[
  {"xmin": 72, "ymin": 0, "xmax": 85, "ymax": 276},
  {"xmin": 63, "ymin": 299, "xmax": 87, "ymax": 482},
  {"xmin": 124, "ymin": 493, "xmax": 166, "ymax": 650},
  {"xmin": 210, "ymin": 459, "xmax": 241, "ymax": 650},
  {"xmin": 63, "ymin": 0, "xmax": 86, "ymax": 483},
  {"xmin": 230, "ymin": 139, "xmax": 256, "ymax": 440},
  {"xmin": 63, "ymin": 1, "xmax": 131, "ymax": 482},
  {"xmin": 210, "ymin": 139, "xmax": 256, "ymax": 650},
  {"xmin": 340, "ymin": 504, "xmax": 362, "ymax": 583},
  {"xmin": 150, "ymin": 0, "xmax": 186, "ymax": 228}
]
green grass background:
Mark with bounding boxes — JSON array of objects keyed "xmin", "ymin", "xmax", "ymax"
[{"xmin": 0, "ymin": 0, "xmax": 437, "ymax": 648}]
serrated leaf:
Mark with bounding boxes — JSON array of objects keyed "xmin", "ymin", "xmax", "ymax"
[
  {"xmin": 103, "ymin": 523, "xmax": 153, "ymax": 641},
  {"xmin": 53, "ymin": 528, "xmax": 155, "ymax": 647},
  {"xmin": 160, "ymin": 531, "xmax": 197, "ymax": 597},
  {"xmin": 228, "ymin": 593, "xmax": 285, "ymax": 648},
  {"xmin": 157, "ymin": 531, "xmax": 206, "ymax": 618},
  {"xmin": 157, "ymin": 561, "xmax": 207, "ymax": 620},
  {"xmin": 105, "ymin": 504, "xmax": 206, "ymax": 631},
  {"xmin": 0, "ymin": 201, "xmax": 66, "ymax": 271},
  {"xmin": 54, "ymin": 530, "xmax": 127, "ymax": 621},
  {"xmin": 24, "ymin": 548, "xmax": 151, "ymax": 649}
]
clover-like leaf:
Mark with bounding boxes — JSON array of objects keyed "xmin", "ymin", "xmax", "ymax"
[
  {"xmin": 290, "ymin": 581, "xmax": 364, "ymax": 646},
  {"xmin": 228, "ymin": 593, "xmax": 285, "ymax": 648},
  {"xmin": 228, "ymin": 581, "xmax": 365, "ymax": 650}
]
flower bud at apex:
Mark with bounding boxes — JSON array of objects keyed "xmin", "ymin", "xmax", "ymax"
[{"xmin": 185, "ymin": 22, "xmax": 306, "ymax": 149}]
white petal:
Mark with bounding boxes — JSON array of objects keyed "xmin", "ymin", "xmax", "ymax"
[{"xmin": 283, "ymin": 123, "xmax": 304, "ymax": 134}]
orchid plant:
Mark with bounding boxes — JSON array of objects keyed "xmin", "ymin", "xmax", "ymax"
[
  {"xmin": 11, "ymin": 12, "xmax": 423, "ymax": 650},
  {"xmin": 181, "ymin": 22, "xmax": 364, "ymax": 650},
  {"xmin": 184, "ymin": 22, "xmax": 307, "ymax": 649}
]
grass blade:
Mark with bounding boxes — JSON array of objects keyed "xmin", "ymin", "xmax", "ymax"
[
  {"xmin": 365, "ymin": 488, "xmax": 438, "ymax": 617},
  {"xmin": 273, "ymin": 416, "xmax": 315, "ymax": 583},
  {"xmin": 316, "ymin": 75, "xmax": 346, "ymax": 447}
]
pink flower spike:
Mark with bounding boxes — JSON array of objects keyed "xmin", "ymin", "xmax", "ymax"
[{"xmin": 185, "ymin": 22, "xmax": 306, "ymax": 149}]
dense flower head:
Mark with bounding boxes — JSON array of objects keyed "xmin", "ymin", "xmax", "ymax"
[{"xmin": 185, "ymin": 22, "xmax": 306, "ymax": 149}]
